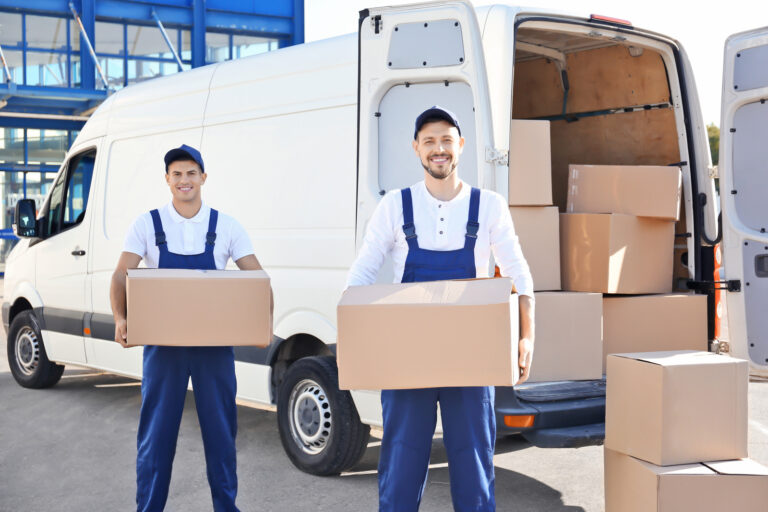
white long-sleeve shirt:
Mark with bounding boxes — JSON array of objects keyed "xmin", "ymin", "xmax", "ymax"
[{"xmin": 346, "ymin": 180, "xmax": 534, "ymax": 297}]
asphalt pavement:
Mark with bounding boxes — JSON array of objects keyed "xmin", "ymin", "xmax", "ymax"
[{"xmin": 2, "ymin": 278, "xmax": 768, "ymax": 511}]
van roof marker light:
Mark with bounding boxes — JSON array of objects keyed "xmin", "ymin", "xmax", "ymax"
[{"xmin": 589, "ymin": 14, "xmax": 633, "ymax": 27}]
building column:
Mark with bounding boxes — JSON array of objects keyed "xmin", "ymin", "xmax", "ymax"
[
  {"xmin": 192, "ymin": 0, "xmax": 206, "ymax": 68},
  {"xmin": 79, "ymin": 0, "xmax": 96, "ymax": 90}
]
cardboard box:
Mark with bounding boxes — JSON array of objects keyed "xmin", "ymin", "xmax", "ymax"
[
  {"xmin": 337, "ymin": 278, "xmax": 519, "ymax": 390},
  {"xmin": 602, "ymin": 294, "xmax": 707, "ymax": 372},
  {"xmin": 605, "ymin": 449, "xmax": 768, "ymax": 512},
  {"xmin": 567, "ymin": 164, "xmax": 682, "ymax": 221},
  {"xmin": 560, "ymin": 213, "xmax": 674, "ymax": 294},
  {"xmin": 527, "ymin": 292, "xmax": 602, "ymax": 382},
  {"xmin": 509, "ymin": 119, "xmax": 552, "ymax": 206},
  {"xmin": 509, "ymin": 207, "xmax": 560, "ymax": 291},
  {"xmin": 126, "ymin": 268, "xmax": 272, "ymax": 347},
  {"xmin": 605, "ymin": 351, "xmax": 748, "ymax": 466}
]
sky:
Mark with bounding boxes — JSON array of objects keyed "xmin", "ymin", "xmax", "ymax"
[{"xmin": 305, "ymin": 0, "xmax": 768, "ymax": 126}]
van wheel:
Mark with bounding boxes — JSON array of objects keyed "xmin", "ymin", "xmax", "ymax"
[
  {"xmin": 7, "ymin": 310, "xmax": 64, "ymax": 388},
  {"xmin": 277, "ymin": 356, "xmax": 370, "ymax": 476}
]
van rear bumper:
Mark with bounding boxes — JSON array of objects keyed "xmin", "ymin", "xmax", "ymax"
[{"xmin": 494, "ymin": 380, "xmax": 606, "ymax": 448}]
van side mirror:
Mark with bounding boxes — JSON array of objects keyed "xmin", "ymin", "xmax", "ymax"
[{"xmin": 14, "ymin": 199, "xmax": 38, "ymax": 238}]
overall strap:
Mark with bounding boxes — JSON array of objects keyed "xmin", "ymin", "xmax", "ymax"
[
  {"xmin": 464, "ymin": 187, "xmax": 481, "ymax": 250},
  {"xmin": 206, "ymin": 209, "xmax": 219, "ymax": 247},
  {"xmin": 149, "ymin": 209, "xmax": 167, "ymax": 246},
  {"xmin": 400, "ymin": 188, "xmax": 419, "ymax": 250}
]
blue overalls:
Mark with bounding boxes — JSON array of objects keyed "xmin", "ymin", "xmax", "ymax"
[
  {"xmin": 378, "ymin": 187, "xmax": 496, "ymax": 512},
  {"xmin": 136, "ymin": 208, "xmax": 239, "ymax": 512}
]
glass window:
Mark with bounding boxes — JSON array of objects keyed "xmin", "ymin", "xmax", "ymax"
[
  {"xmin": 232, "ymin": 35, "xmax": 276, "ymax": 59},
  {"xmin": 0, "ymin": 128, "xmax": 24, "ymax": 164},
  {"xmin": 40, "ymin": 150, "xmax": 95, "ymax": 237},
  {"xmin": 25, "ymin": 51, "xmax": 69, "ymax": 87},
  {"xmin": 206, "ymin": 32, "xmax": 230, "ymax": 63},
  {"xmin": 128, "ymin": 24, "xmax": 177, "ymax": 59},
  {"xmin": 27, "ymin": 130, "xmax": 68, "ymax": 165},
  {"xmin": 127, "ymin": 59, "xmax": 161, "ymax": 84},
  {"xmin": 25, "ymin": 15, "xmax": 68, "ymax": 51},
  {"xmin": 97, "ymin": 57, "xmax": 125, "ymax": 89},
  {"xmin": 2, "ymin": 49, "xmax": 24, "ymax": 84},
  {"xmin": 0, "ymin": 12, "xmax": 23, "ymax": 47},
  {"xmin": 180, "ymin": 30, "xmax": 191, "ymax": 61},
  {"xmin": 96, "ymin": 21, "xmax": 124, "ymax": 55},
  {"xmin": 44, "ymin": 169, "xmax": 67, "ymax": 237},
  {"xmin": 70, "ymin": 20, "xmax": 80, "ymax": 53},
  {"xmin": 63, "ymin": 152, "xmax": 94, "ymax": 227}
]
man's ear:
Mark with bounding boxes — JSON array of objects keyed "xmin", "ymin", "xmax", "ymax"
[
  {"xmin": 201, "ymin": 172, "xmax": 207, "ymax": 185},
  {"xmin": 412, "ymin": 139, "xmax": 419, "ymax": 155},
  {"xmin": 458, "ymin": 136, "xmax": 465, "ymax": 152},
  {"xmin": 165, "ymin": 172, "xmax": 170, "ymax": 185}
]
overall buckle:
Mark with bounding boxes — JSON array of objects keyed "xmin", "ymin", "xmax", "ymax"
[
  {"xmin": 466, "ymin": 221, "xmax": 479, "ymax": 239},
  {"xmin": 402, "ymin": 223, "xmax": 417, "ymax": 240},
  {"xmin": 154, "ymin": 232, "xmax": 167, "ymax": 246},
  {"xmin": 206, "ymin": 232, "xmax": 217, "ymax": 246}
]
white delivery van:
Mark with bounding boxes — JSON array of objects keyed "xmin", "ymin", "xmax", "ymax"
[{"xmin": 4, "ymin": 1, "xmax": 766, "ymax": 476}]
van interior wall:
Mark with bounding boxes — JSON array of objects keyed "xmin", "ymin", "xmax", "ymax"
[
  {"xmin": 512, "ymin": 42, "xmax": 682, "ymax": 211},
  {"xmin": 512, "ymin": 38, "xmax": 689, "ymax": 286}
]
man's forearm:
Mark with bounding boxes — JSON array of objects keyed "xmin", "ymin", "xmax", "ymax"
[
  {"xmin": 519, "ymin": 295, "xmax": 535, "ymax": 341},
  {"xmin": 110, "ymin": 271, "xmax": 128, "ymax": 321}
]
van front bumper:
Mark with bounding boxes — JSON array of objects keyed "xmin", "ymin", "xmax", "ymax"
[{"xmin": 494, "ymin": 379, "xmax": 606, "ymax": 448}]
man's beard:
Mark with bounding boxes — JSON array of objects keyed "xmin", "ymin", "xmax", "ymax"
[{"xmin": 422, "ymin": 159, "xmax": 458, "ymax": 180}]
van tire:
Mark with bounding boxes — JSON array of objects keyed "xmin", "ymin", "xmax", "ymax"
[
  {"xmin": 277, "ymin": 356, "xmax": 370, "ymax": 476},
  {"xmin": 7, "ymin": 310, "xmax": 64, "ymax": 389}
]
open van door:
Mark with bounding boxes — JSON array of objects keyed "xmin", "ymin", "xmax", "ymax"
[
  {"xmin": 719, "ymin": 27, "xmax": 768, "ymax": 376},
  {"xmin": 356, "ymin": 1, "xmax": 497, "ymax": 249}
]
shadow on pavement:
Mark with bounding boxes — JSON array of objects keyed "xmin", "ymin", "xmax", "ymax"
[{"xmin": 1, "ymin": 369, "xmax": 585, "ymax": 512}]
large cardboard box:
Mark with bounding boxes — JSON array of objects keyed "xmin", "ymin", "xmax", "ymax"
[
  {"xmin": 567, "ymin": 164, "xmax": 682, "ymax": 221},
  {"xmin": 605, "ymin": 449, "xmax": 768, "ymax": 512},
  {"xmin": 605, "ymin": 351, "xmax": 748, "ymax": 466},
  {"xmin": 509, "ymin": 119, "xmax": 552, "ymax": 206},
  {"xmin": 337, "ymin": 278, "xmax": 519, "ymax": 390},
  {"xmin": 602, "ymin": 294, "xmax": 707, "ymax": 372},
  {"xmin": 527, "ymin": 292, "xmax": 602, "ymax": 382},
  {"xmin": 560, "ymin": 213, "xmax": 674, "ymax": 294},
  {"xmin": 509, "ymin": 206, "xmax": 560, "ymax": 291},
  {"xmin": 126, "ymin": 269, "xmax": 272, "ymax": 347}
]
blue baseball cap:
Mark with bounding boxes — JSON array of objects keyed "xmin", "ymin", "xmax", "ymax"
[
  {"xmin": 414, "ymin": 106, "xmax": 462, "ymax": 140},
  {"xmin": 164, "ymin": 144, "xmax": 205, "ymax": 173}
]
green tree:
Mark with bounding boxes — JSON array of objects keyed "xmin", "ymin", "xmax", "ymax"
[{"xmin": 707, "ymin": 123, "xmax": 720, "ymax": 166}]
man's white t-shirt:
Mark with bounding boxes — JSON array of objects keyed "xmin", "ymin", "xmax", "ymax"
[{"xmin": 123, "ymin": 202, "xmax": 254, "ymax": 270}]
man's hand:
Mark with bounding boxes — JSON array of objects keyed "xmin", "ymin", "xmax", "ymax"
[
  {"xmin": 114, "ymin": 317, "xmax": 133, "ymax": 348},
  {"xmin": 518, "ymin": 337, "xmax": 534, "ymax": 384}
]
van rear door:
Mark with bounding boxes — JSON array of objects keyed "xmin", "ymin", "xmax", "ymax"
[
  {"xmin": 719, "ymin": 27, "xmax": 768, "ymax": 374},
  {"xmin": 356, "ymin": 1, "xmax": 497, "ymax": 249}
]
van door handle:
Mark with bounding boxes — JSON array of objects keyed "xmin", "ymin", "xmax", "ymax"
[{"xmin": 71, "ymin": 249, "xmax": 86, "ymax": 256}]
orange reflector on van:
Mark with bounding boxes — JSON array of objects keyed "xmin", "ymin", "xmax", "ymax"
[
  {"xmin": 503, "ymin": 414, "xmax": 535, "ymax": 428},
  {"xmin": 589, "ymin": 14, "xmax": 632, "ymax": 27},
  {"xmin": 84, "ymin": 327, "xmax": 91, "ymax": 336}
]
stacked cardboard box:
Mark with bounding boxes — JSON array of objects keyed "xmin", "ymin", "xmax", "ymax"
[
  {"xmin": 509, "ymin": 120, "xmax": 602, "ymax": 382},
  {"xmin": 560, "ymin": 164, "xmax": 709, "ymax": 369},
  {"xmin": 561, "ymin": 164, "xmax": 681, "ymax": 294},
  {"xmin": 604, "ymin": 351, "xmax": 768, "ymax": 511}
]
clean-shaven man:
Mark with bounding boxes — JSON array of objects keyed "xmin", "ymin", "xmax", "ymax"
[
  {"xmin": 346, "ymin": 107, "xmax": 535, "ymax": 512},
  {"xmin": 110, "ymin": 144, "xmax": 267, "ymax": 512}
]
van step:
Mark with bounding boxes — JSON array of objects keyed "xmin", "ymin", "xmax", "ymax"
[
  {"xmin": 514, "ymin": 378, "xmax": 606, "ymax": 402},
  {"xmin": 522, "ymin": 423, "xmax": 605, "ymax": 448}
]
